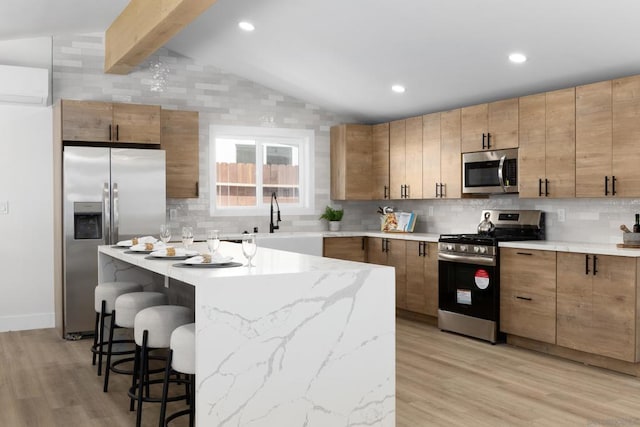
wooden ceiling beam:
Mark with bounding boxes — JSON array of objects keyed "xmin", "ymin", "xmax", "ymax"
[{"xmin": 105, "ymin": 0, "xmax": 217, "ymax": 74}]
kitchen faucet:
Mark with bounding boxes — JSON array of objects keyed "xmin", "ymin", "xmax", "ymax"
[{"xmin": 270, "ymin": 191, "xmax": 281, "ymax": 233}]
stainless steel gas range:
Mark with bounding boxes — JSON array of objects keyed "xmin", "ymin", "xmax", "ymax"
[{"xmin": 437, "ymin": 209, "xmax": 544, "ymax": 343}]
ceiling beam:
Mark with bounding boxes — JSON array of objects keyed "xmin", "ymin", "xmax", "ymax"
[{"xmin": 104, "ymin": 0, "xmax": 217, "ymax": 74}]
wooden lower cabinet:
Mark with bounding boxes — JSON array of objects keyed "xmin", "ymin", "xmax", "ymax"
[
  {"xmin": 322, "ymin": 237, "xmax": 366, "ymax": 262},
  {"xmin": 406, "ymin": 241, "xmax": 438, "ymax": 316},
  {"xmin": 557, "ymin": 252, "xmax": 638, "ymax": 362},
  {"xmin": 500, "ymin": 248, "xmax": 557, "ymax": 343},
  {"xmin": 366, "ymin": 237, "xmax": 406, "ymax": 309}
]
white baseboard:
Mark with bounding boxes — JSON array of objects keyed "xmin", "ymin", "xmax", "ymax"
[{"xmin": 0, "ymin": 312, "xmax": 55, "ymax": 332}]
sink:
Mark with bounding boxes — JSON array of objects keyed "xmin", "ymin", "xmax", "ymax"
[{"xmin": 255, "ymin": 232, "xmax": 323, "ymax": 257}]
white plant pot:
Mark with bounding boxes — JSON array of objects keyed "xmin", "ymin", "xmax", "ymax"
[{"xmin": 329, "ymin": 221, "xmax": 341, "ymax": 231}]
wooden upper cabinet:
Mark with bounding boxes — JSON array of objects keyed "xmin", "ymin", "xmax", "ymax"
[
  {"xmin": 113, "ymin": 103, "xmax": 161, "ymax": 144},
  {"xmin": 372, "ymin": 123, "xmax": 390, "ymax": 200},
  {"xmin": 404, "ymin": 116, "xmax": 423, "ymax": 199},
  {"xmin": 613, "ymin": 75, "xmax": 640, "ymax": 197},
  {"xmin": 330, "ymin": 124, "xmax": 372, "ymax": 200},
  {"xmin": 422, "ymin": 112, "xmax": 441, "ymax": 199},
  {"xmin": 389, "ymin": 119, "xmax": 406, "ymax": 199},
  {"xmin": 61, "ymin": 100, "xmax": 113, "ymax": 142},
  {"xmin": 576, "ymin": 81, "xmax": 612, "ymax": 197},
  {"xmin": 161, "ymin": 109, "xmax": 199, "ymax": 198},
  {"xmin": 519, "ymin": 89, "xmax": 575, "ymax": 198},
  {"xmin": 439, "ymin": 109, "xmax": 462, "ymax": 198},
  {"xmin": 60, "ymin": 100, "xmax": 160, "ymax": 144},
  {"xmin": 461, "ymin": 98, "xmax": 518, "ymax": 153},
  {"xmin": 500, "ymin": 248, "xmax": 557, "ymax": 344}
]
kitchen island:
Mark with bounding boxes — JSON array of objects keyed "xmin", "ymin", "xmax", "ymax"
[{"xmin": 98, "ymin": 242, "xmax": 395, "ymax": 426}]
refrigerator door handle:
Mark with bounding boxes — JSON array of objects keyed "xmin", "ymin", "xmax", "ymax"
[
  {"xmin": 112, "ymin": 182, "xmax": 119, "ymax": 243},
  {"xmin": 103, "ymin": 182, "xmax": 111, "ymax": 245}
]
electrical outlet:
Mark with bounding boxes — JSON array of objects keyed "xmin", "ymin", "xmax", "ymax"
[
  {"xmin": 557, "ymin": 208, "xmax": 565, "ymax": 222},
  {"xmin": 169, "ymin": 208, "xmax": 177, "ymax": 220},
  {"xmin": 0, "ymin": 200, "xmax": 8, "ymax": 215},
  {"xmin": 428, "ymin": 206, "xmax": 434, "ymax": 217}
]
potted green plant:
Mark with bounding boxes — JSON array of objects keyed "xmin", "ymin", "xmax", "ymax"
[{"xmin": 320, "ymin": 206, "xmax": 344, "ymax": 231}]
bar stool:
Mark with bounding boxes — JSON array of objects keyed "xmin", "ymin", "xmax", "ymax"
[
  {"xmin": 103, "ymin": 291, "xmax": 168, "ymax": 392},
  {"xmin": 129, "ymin": 305, "xmax": 193, "ymax": 427},
  {"xmin": 159, "ymin": 323, "xmax": 195, "ymax": 427},
  {"xmin": 92, "ymin": 281, "xmax": 142, "ymax": 376}
]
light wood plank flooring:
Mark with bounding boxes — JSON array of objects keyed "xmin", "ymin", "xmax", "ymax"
[{"xmin": 3, "ymin": 319, "xmax": 640, "ymax": 426}]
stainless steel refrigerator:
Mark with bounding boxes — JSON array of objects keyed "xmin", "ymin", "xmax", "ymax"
[{"xmin": 62, "ymin": 146, "xmax": 166, "ymax": 338}]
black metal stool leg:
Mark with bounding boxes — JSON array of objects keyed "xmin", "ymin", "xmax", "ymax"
[
  {"xmin": 158, "ymin": 349, "xmax": 173, "ymax": 427},
  {"xmin": 97, "ymin": 299, "xmax": 108, "ymax": 376},
  {"xmin": 136, "ymin": 330, "xmax": 149, "ymax": 427},
  {"xmin": 103, "ymin": 309, "xmax": 117, "ymax": 392},
  {"xmin": 130, "ymin": 344, "xmax": 140, "ymax": 412},
  {"xmin": 189, "ymin": 374, "xmax": 195, "ymax": 427},
  {"xmin": 92, "ymin": 311, "xmax": 100, "ymax": 366}
]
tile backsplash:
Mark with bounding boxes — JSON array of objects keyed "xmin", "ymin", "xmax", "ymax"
[{"xmin": 51, "ymin": 33, "xmax": 640, "ymax": 244}]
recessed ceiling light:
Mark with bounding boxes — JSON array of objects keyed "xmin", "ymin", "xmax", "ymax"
[
  {"xmin": 238, "ymin": 21, "xmax": 255, "ymax": 32},
  {"xmin": 509, "ymin": 53, "xmax": 527, "ymax": 64},
  {"xmin": 391, "ymin": 85, "xmax": 406, "ymax": 93}
]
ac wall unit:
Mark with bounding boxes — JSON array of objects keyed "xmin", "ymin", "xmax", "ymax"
[{"xmin": 0, "ymin": 64, "xmax": 49, "ymax": 105}]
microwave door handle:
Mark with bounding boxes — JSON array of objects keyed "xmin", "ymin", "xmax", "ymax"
[{"xmin": 497, "ymin": 155, "xmax": 507, "ymax": 192}]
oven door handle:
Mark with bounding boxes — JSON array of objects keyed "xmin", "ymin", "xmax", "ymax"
[
  {"xmin": 438, "ymin": 252, "xmax": 496, "ymax": 266},
  {"xmin": 497, "ymin": 154, "xmax": 507, "ymax": 192}
]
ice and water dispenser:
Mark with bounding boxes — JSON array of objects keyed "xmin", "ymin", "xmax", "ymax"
[{"xmin": 73, "ymin": 202, "xmax": 102, "ymax": 240}]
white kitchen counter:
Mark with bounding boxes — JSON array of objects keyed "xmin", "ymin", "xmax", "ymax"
[
  {"xmin": 98, "ymin": 242, "xmax": 395, "ymax": 426},
  {"xmin": 500, "ymin": 240, "xmax": 640, "ymax": 257}
]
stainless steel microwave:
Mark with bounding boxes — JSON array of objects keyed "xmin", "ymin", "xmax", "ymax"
[{"xmin": 462, "ymin": 148, "xmax": 518, "ymax": 194}]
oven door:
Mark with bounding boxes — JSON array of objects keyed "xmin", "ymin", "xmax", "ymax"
[{"xmin": 438, "ymin": 259, "xmax": 498, "ymax": 321}]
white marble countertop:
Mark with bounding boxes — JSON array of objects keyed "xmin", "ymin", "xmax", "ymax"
[
  {"xmin": 322, "ymin": 230, "xmax": 441, "ymax": 242},
  {"xmin": 499, "ymin": 240, "xmax": 640, "ymax": 257}
]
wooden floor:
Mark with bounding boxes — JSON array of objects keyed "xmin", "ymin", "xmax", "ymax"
[{"xmin": 3, "ymin": 319, "xmax": 640, "ymax": 426}]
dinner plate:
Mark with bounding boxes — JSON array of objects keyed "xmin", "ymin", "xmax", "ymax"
[
  {"xmin": 125, "ymin": 250, "xmax": 154, "ymax": 254},
  {"xmin": 172, "ymin": 261, "xmax": 243, "ymax": 269},
  {"xmin": 147, "ymin": 249, "xmax": 199, "ymax": 260},
  {"xmin": 184, "ymin": 255, "xmax": 233, "ymax": 265},
  {"xmin": 145, "ymin": 255, "xmax": 191, "ymax": 260}
]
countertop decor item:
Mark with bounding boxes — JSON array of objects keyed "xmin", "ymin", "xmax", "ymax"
[{"xmin": 320, "ymin": 206, "xmax": 343, "ymax": 231}]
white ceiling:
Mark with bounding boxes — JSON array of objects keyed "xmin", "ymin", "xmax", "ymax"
[{"xmin": 3, "ymin": 0, "xmax": 640, "ymax": 123}]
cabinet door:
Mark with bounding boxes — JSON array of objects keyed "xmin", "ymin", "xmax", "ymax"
[
  {"xmin": 330, "ymin": 124, "xmax": 372, "ymax": 200},
  {"xmin": 576, "ymin": 81, "xmax": 612, "ymax": 197},
  {"xmin": 61, "ymin": 100, "xmax": 113, "ymax": 142},
  {"xmin": 440, "ymin": 109, "xmax": 461, "ymax": 198},
  {"xmin": 113, "ymin": 103, "xmax": 161, "ymax": 144},
  {"xmin": 372, "ymin": 123, "xmax": 390, "ymax": 200},
  {"xmin": 389, "ymin": 120, "xmax": 406, "ymax": 199},
  {"xmin": 405, "ymin": 241, "xmax": 426, "ymax": 314},
  {"xmin": 500, "ymin": 248, "xmax": 557, "ymax": 343},
  {"xmin": 590, "ymin": 255, "xmax": 636, "ymax": 362},
  {"xmin": 404, "ymin": 116, "xmax": 423, "ymax": 199},
  {"xmin": 545, "ymin": 88, "xmax": 576, "ymax": 198},
  {"xmin": 161, "ymin": 109, "xmax": 199, "ymax": 198},
  {"xmin": 613, "ymin": 75, "xmax": 640, "ymax": 197},
  {"xmin": 557, "ymin": 252, "xmax": 592, "ymax": 353},
  {"xmin": 422, "ymin": 112, "xmax": 441, "ymax": 199},
  {"xmin": 518, "ymin": 94, "xmax": 546, "ymax": 198},
  {"xmin": 323, "ymin": 237, "xmax": 365, "ymax": 262},
  {"xmin": 366, "ymin": 237, "xmax": 387, "ymax": 266},
  {"xmin": 488, "ymin": 98, "xmax": 518, "ymax": 150},
  {"xmin": 424, "ymin": 243, "xmax": 439, "ymax": 316},
  {"xmin": 387, "ymin": 239, "xmax": 407, "ymax": 309},
  {"xmin": 461, "ymin": 103, "xmax": 487, "ymax": 153}
]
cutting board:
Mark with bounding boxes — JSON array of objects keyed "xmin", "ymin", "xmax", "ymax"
[{"xmin": 617, "ymin": 243, "xmax": 640, "ymax": 249}]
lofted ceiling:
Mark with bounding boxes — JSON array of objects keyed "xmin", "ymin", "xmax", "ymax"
[{"xmin": 2, "ymin": 0, "xmax": 640, "ymax": 123}]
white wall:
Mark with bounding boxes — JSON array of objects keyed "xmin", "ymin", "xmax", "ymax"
[{"xmin": 0, "ymin": 105, "xmax": 54, "ymax": 331}]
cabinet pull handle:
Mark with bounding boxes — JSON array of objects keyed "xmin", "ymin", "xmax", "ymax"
[
  {"xmin": 482, "ymin": 133, "xmax": 486, "ymax": 150},
  {"xmin": 612, "ymin": 176, "xmax": 616, "ymax": 196},
  {"xmin": 385, "ymin": 239, "xmax": 389, "ymax": 253},
  {"xmin": 593, "ymin": 255, "xmax": 598, "ymax": 276},
  {"xmin": 361, "ymin": 237, "xmax": 365, "ymax": 251},
  {"xmin": 516, "ymin": 296, "xmax": 532, "ymax": 301},
  {"xmin": 384, "ymin": 185, "xmax": 389, "ymax": 199},
  {"xmin": 108, "ymin": 124, "xmax": 112, "ymax": 141},
  {"xmin": 195, "ymin": 181, "xmax": 199, "ymax": 196},
  {"xmin": 516, "ymin": 252, "xmax": 533, "ymax": 256},
  {"xmin": 545, "ymin": 179, "xmax": 549, "ymax": 197},
  {"xmin": 538, "ymin": 178, "xmax": 543, "ymax": 197},
  {"xmin": 605, "ymin": 176, "xmax": 609, "ymax": 196},
  {"xmin": 440, "ymin": 183, "xmax": 445, "ymax": 198},
  {"xmin": 487, "ymin": 132, "xmax": 491, "ymax": 149},
  {"xmin": 585, "ymin": 254, "xmax": 590, "ymax": 275},
  {"xmin": 115, "ymin": 124, "xmax": 119, "ymax": 141},
  {"xmin": 381, "ymin": 239, "xmax": 385, "ymax": 253},
  {"xmin": 435, "ymin": 182, "xmax": 439, "ymax": 198}
]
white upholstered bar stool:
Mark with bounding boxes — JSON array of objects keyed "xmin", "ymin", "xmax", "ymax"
[
  {"xmin": 92, "ymin": 281, "xmax": 142, "ymax": 376},
  {"xmin": 103, "ymin": 291, "xmax": 168, "ymax": 392},
  {"xmin": 159, "ymin": 323, "xmax": 195, "ymax": 427},
  {"xmin": 129, "ymin": 305, "xmax": 194, "ymax": 427}
]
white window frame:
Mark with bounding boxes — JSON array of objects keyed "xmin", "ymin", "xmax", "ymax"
[{"xmin": 209, "ymin": 125, "xmax": 315, "ymax": 216}]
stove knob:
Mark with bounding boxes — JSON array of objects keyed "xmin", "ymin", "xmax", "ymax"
[
  {"xmin": 447, "ymin": 244, "xmax": 454, "ymax": 251},
  {"xmin": 478, "ymin": 246, "xmax": 487, "ymax": 254},
  {"xmin": 473, "ymin": 246, "xmax": 480, "ymax": 253},
  {"xmin": 459, "ymin": 245, "xmax": 468, "ymax": 252}
]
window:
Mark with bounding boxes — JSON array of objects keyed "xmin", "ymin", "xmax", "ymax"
[{"xmin": 210, "ymin": 126, "xmax": 314, "ymax": 216}]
